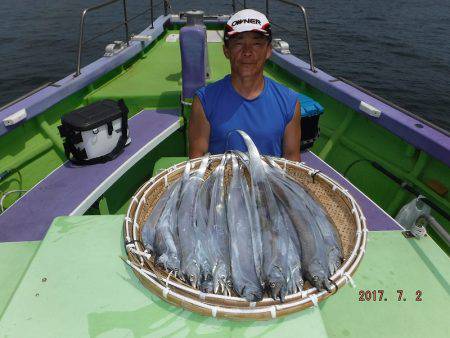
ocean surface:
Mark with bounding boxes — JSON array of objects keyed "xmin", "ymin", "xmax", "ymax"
[{"xmin": 0, "ymin": 0, "xmax": 449, "ymax": 131}]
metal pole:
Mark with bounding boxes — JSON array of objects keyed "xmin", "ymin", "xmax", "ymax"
[
  {"xmin": 122, "ymin": 0, "xmax": 130, "ymax": 46},
  {"xmin": 299, "ymin": 5, "xmax": 315, "ymax": 72},
  {"xmin": 76, "ymin": 9, "xmax": 88, "ymax": 77},
  {"xmin": 150, "ymin": 0, "xmax": 154, "ymax": 28},
  {"xmin": 266, "ymin": 0, "xmax": 269, "ymax": 15},
  {"xmin": 232, "ymin": 0, "xmax": 236, "ymax": 13},
  {"xmin": 243, "ymin": 0, "xmax": 247, "ymax": 9},
  {"xmin": 164, "ymin": 0, "xmax": 168, "ymax": 16}
]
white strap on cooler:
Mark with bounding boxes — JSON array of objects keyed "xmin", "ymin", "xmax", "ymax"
[
  {"xmin": 301, "ymin": 290, "xmax": 308, "ymax": 299},
  {"xmin": 249, "ymin": 302, "xmax": 256, "ymax": 308},
  {"xmin": 163, "ymin": 287, "xmax": 170, "ymax": 299},
  {"xmin": 199, "ymin": 292, "xmax": 206, "ymax": 301},
  {"xmin": 211, "ymin": 307, "xmax": 218, "ymax": 318},
  {"xmin": 132, "ymin": 196, "xmax": 139, "ymax": 204}
]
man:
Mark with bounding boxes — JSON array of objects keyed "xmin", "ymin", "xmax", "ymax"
[{"xmin": 189, "ymin": 9, "xmax": 301, "ymax": 161}]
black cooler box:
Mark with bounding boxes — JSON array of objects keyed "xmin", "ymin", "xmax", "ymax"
[
  {"xmin": 297, "ymin": 93, "xmax": 324, "ymax": 151},
  {"xmin": 58, "ymin": 99, "xmax": 130, "ymax": 165}
]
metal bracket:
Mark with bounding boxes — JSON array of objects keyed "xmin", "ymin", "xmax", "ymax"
[
  {"xmin": 131, "ymin": 34, "xmax": 152, "ymax": 42},
  {"xmin": 104, "ymin": 41, "xmax": 126, "ymax": 57},
  {"xmin": 272, "ymin": 38, "xmax": 291, "ymax": 54},
  {"xmin": 359, "ymin": 101, "xmax": 381, "ymax": 118}
]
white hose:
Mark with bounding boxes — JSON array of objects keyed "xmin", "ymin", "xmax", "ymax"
[{"xmin": 0, "ymin": 190, "xmax": 28, "ymax": 212}]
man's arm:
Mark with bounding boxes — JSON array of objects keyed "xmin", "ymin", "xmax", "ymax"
[
  {"xmin": 188, "ymin": 95, "xmax": 210, "ymax": 159},
  {"xmin": 282, "ymin": 100, "xmax": 301, "ymax": 162}
]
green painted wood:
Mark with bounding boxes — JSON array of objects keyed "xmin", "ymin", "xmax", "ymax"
[
  {"xmin": 0, "ymin": 241, "xmax": 40, "ymax": 318},
  {"xmin": 1, "ymin": 217, "xmax": 449, "ymax": 337},
  {"xmin": 0, "ymin": 216, "xmax": 328, "ymax": 338},
  {"xmin": 152, "ymin": 156, "xmax": 188, "ymax": 176},
  {"xmin": 320, "ymin": 231, "xmax": 450, "ymax": 338}
]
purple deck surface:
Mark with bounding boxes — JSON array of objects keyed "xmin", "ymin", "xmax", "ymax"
[
  {"xmin": 0, "ymin": 109, "xmax": 180, "ymax": 243},
  {"xmin": 302, "ymin": 151, "xmax": 401, "ymax": 231}
]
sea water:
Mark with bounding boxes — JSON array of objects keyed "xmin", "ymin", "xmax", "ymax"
[{"xmin": 0, "ymin": 0, "xmax": 448, "ymax": 131}]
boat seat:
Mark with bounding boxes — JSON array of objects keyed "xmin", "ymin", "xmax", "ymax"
[
  {"xmin": 152, "ymin": 151, "xmax": 402, "ymax": 232},
  {"xmin": 0, "ymin": 109, "xmax": 181, "ymax": 243}
]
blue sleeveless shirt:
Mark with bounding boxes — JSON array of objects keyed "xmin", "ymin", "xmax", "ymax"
[{"xmin": 195, "ymin": 75, "xmax": 298, "ymax": 156}]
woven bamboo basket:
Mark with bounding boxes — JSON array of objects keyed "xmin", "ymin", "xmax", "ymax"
[{"xmin": 124, "ymin": 155, "xmax": 368, "ymax": 320}]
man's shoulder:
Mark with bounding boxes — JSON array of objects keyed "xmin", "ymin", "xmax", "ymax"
[
  {"xmin": 196, "ymin": 75, "xmax": 229, "ymax": 96},
  {"xmin": 265, "ymin": 77, "xmax": 297, "ymax": 98}
]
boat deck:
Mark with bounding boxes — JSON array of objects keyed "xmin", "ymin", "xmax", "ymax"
[{"xmin": 1, "ymin": 215, "xmax": 448, "ymax": 337}]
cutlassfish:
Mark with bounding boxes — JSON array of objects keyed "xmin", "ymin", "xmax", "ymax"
[
  {"xmin": 236, "ymin": 130, "xmax": 290, "ymax": 302},
  {"xmin": 177, "ymin": 155, "xmax": 210, "ymax": 288},
  {"xmin": 203, "ymin": 154, "xmax": 232, "ymax": 295},
  {"xmin": 227, "ymin": 154, "xmax": 263, "ymax": 301},
  {"xmin": 264, "ymin": 157, "xmax": 342, "ymax": 291}
]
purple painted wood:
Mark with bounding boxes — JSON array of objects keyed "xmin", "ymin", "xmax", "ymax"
[
  {"xmin": 271, "ymin": 52, "xmax": 450, "ymax": 167},
  {"xmin": 0, "ymin": 109, "xmax": 180, "ymax": 243},
  {"xmin": 302, "ymin": 151, "xmax": 401, "ymax": 231}
]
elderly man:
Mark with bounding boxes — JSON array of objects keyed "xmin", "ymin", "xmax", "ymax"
[{"xmin": 189, "ymin": 9, "xmax": 301, "ymax": 161}]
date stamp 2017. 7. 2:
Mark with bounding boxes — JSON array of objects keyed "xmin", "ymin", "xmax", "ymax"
[{"xmin": 358, "ymin": 289, "xmax": 423, "ymax": 302}]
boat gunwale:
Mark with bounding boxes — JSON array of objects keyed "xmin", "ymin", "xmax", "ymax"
[{"xmin": 0, "ymin": 14, "xmax": 448, "ymax": 166}]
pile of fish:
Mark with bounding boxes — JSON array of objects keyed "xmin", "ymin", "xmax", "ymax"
[{"xmin": 142, "ymin": 130, "xmax": 343, "ymax": 302}]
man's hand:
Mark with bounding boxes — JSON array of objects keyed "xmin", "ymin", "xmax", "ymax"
[
  {"xmin": 188, "ymin": 96, "xmax": 210, "ymax": 159},
  {"xmin": 282, "ymin": 100, "xmax": 301, "ymax": 162}
]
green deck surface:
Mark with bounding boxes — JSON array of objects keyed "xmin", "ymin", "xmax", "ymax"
[
  {"xmin": 1, "ymin": 216, "xmax": 448, "ymax": 337},
  {"xmin": 86, "ymin": 30, "xmax": 230, "ymax": 109},
  {"xmin": 0, "ymin": 241, "xmax": 40, "ymax": 317},
  {"xmin": 1, "ymin": 27, "xmax": 448, "ymax": 252}
]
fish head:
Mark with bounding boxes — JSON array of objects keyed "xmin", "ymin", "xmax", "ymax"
[
  {"xmin": 243, "ymin": 286, "xmax": 263, "ymax": 302},
  {"xmin": 184, "ymin": 261, "xmax": 201, "ymax": 288},
  {"xmin": 165, "ymin": 255, "xmax": 181, "ymax": 273},
  {"xmin": 327, "ymin": 247, "xmax": 343, "ymax": 275},
  {"xmin": 200, "ymin": 274, "xmax": 214, "ymax": 293},
  {"xmin": 212, "ymin": 263, "xmax": 231, "ymax": 294},
  {"xmin": 306, "ymin": 259, "xmax": 332, "ymax": 292},
  {"xmin": 268, "ymin": 268, "xmax": 287, "ymax": 302}
]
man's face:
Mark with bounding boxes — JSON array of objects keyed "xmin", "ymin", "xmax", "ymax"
[{"xmin": 223, "ymin": 31, "xmax": 272, "ymax": 78}]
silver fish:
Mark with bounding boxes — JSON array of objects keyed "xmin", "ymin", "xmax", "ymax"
[
  {"xmin": 177, "ymin": 155, "xmax": 210, "ymax": 288},
  {"xmin": 142, "ymin": 179, "xmax": 179, "ymax": 253},
  {"xmin": 278, "ymin": 202, "xmax": 304, "ymax": 294},
  {"xmin": 204, "ymin": 154, "xmax": 232, "ymax": 295},
  {"xmin": 227, "ymin": 154, "xmax": 263, "ymax": 301},
  {"xmin": 232, "ymin": 150, "xmax": 264, "ymax": 285},
  {"xmin": 153, "ymin": 179, "xmax": 183, "ymax": 272},
  {"xmin": 264, "ymin": 159, "xmax": 341, "ymax": 291},
  {"xmin": 194, "ymin": 172, "xmax": 215, "ymax": 293},
  {"xmin": 236, "ymin": 130, "xmax": 290, "ymax": 302},
  {"xmin": 265, "ymin": 157, "xmax": 343, "ymax": 276}
]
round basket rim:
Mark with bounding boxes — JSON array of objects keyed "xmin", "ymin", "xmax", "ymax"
[{"xmin": 124, "ymin": 155, "xmax": 368, "ymax": 319}]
